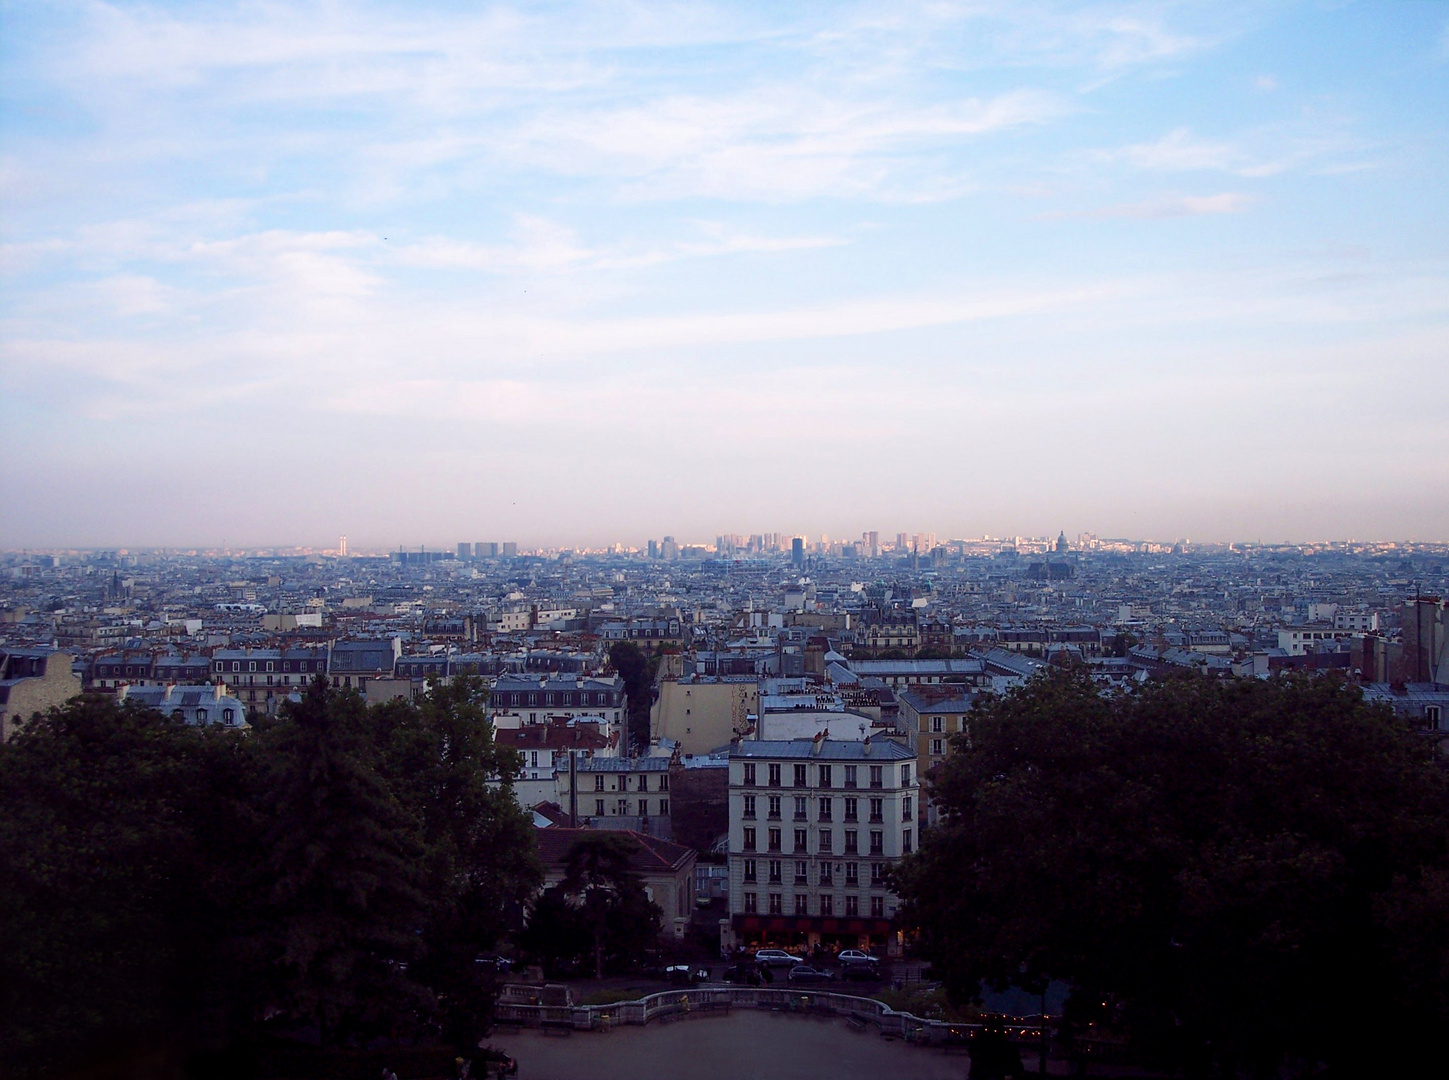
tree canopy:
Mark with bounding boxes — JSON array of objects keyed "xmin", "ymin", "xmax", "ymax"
[
  {"xmin": 0, "ymin": 677, "xmax": 539, "ymax": 1077},
  {"xmin": 893, "ymin": 669, "xmax": 1449, "ymax": 1078}
]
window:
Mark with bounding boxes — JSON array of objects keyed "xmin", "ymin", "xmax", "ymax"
[
  {"xmin": 768, "ymin": 763, "xmax": 781, "ymax": 786},
  {"xmin": 1426, "ymin": 705, "xmax": 1443, "ymax": 731},
  {"xmin": 871, "ymin": 896, "xmax": 885, "ymax": 918},
  {"xmin": 743, "ymin": 827, "xmax": 756, "ymax": 851},
  {"xmin": 869, "ymin": 765, "xmax": 883, "ymax": 788},
  {"xmin": 659, "ymin": 774, "xmax": 669, "ymax": 791},
  {"xmin": 595, "ymin": 799, "xmax": 605, "ymax": 816},
  {"xmin": 743, "ymin": 763, "xmax": 757, "ymax": 786},
  {"xmin": 870, "ymin": 830, "xmax": 884, "ymax": 855},
  {"xmin": 844, "ymin": 797, "xmax": 858, "ymax": 822},
  {"xmin": 819, "ymin": 829, "xmax": 832, "ymax": 852},
  {"xmin": 820, "ymin": 893, "xmax": 834, "ymax": 916},
  {"xmin": 638, "ymin": 799, "xmax": 648, "ymax": 816},
  {"xmin": 248, "ymin": 662, "xmax": 256, "ymax": 672},
  {"xmin": 769, "ymin": 859, "xmax": 782, "ymax": 883},
  {"xmin": 903, "ymin": 796, "xmax": 913, "ymax": 819},
  {"xmin": 795, "ymin": 895, "xmax": 809, "ymax": 915},
  {"xmin": 902, "ymin": 829, "xmax": 913, "ymax": 853},
  {"xmin": 931, "ymin": 716, "xmax": 943, "ymax": 733},
  {"xmin": 531, "ymin": 751, "xmax": 539, "ymax": 768},
  {"xmin": 931, "ymin": 739, "xmax": 944, "ymax": 756},
  {"xmin": 845, "ymin": 830, "xmax": 858, "ymax": 854},
  {"xmin": 616, "ymin": 799, "xmax": 629, "ymax": 815},
  {"xmin": 594, "ymin": 775, "xmax": 605, "ymax": 792},
  {"xmin": 818, "ymin": 764, "xmax": 833, "ymax": 788},
  {"xmin": 870, "ymin": 862, "xmax": 885, "ymax": 886},
  {"xmin": 793, "ymin": 763, "xmax": 808, "ymax": 787},
  {"xmin": 769, "ymin": 893, "xmax": 782, "ymax": 915},
  {"xmin": 845, "ymin": 862, "xmax": 858, "ymax": 885},
  {"xmin": 266, "ymin": 661, "xmax": 274, "ymax": 672},
  {"xmin": 794, "ymin": 860, "xmax": 808, "ymax": 884},
  {"xmin": 743, "ymin": 794, "xmax": 757, "ymax": 819},
  {"xmin": 744, "ymin": 892, "xmax": 757, "ymax": 913},
  {"xmin": 659, "ymin": 798, "xmax": 669, "ymax": 815},
  {"xmin": 869, "ymin": 798, "xmax": 884, "ymax": 823},
  {"xmin": 820, "ymin": 862, "xmax": 833, "ymax": 885},
  {"xmin": 818, "ymin": 797, "xmax": 832, "ymax": 821},
  {"xmin": 767, "ymin": 795, "xmax": 782, "ymax": 819},
  {"xmin": 638, "ymin": 774, "xmax": 649, "ymax": 792},
  {"xmin": 794, "ymin": 796, "xmax": 808, "ymax": 820},
  {"xmin": 196, "ymin": 709, "xmax": 208, "ymax": 721},
  {"xmin": 845, "ymin": 894, "xmax": 859, "ymax": 916},
  {"xmin": 743, "ymin": 859, "xmax": 757, "ymax": 883},
  {"xmin": 768, "ymin": 828, "xmax": 782, "ymax": 852},
  {"xmin": 793, "ymin": 828, "xmax": 808, "ymax": 853},
  {"xmin": 901, "ymin": 764, "xmax": 912, "ymax": 786},
  {"xmin": 844, "ymin": 765, "xmax": 858, "ymax": 788}
]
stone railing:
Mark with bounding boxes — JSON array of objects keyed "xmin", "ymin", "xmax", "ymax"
[{"xmin": 494, "ymin": 985, "xmax": 1042, "ymax": 1048}]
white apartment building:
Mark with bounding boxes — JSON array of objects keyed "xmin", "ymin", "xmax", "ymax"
[{"xmin": 725, "ymin": 735, "xmax": 918, "ymax": 957}]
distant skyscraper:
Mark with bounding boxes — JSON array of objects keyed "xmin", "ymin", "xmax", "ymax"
[
  {"xmin": 457, "ymin": 542, "xmax": 473, "ymax": 559},
  {"xmin": 339, "ymin": 535, "xmax": 347, "ymax": 557},
  {"xmin": 502, "ymin": 542, "xmax": 518, "ymax": 557},
  {"xmin": 791, "ymin": 537, "xmax": 804, "ymax": 568},
  {"xmin": 648, "ymin": 539, "xmax": 659, "ymax": 559}
]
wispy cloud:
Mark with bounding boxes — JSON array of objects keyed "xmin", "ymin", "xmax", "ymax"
[{"xmin": 1047, "ymin": 191, "xmax": 1259, "ymax": 219}]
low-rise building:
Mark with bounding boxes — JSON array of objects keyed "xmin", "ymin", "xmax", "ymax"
[
  {"xmin": 489, "ymin": 674, "xmax": 624, "ymax": 729},
  {"xmin": 556, "ymin": 754, "xmax": 674, "ymax": 838},
  {"xmin": 117, "ymin": 683, "xmax": 248, "ymax": 727},
  {"xmin": 533, "ymin": 826, "xmax": 697, "ymax": 938}
]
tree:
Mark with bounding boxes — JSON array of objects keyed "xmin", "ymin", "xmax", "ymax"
[
  {"xmin": 557, "ymin": 833, "xmax": 661, "ymax": 978},
  {"xmin": 252, "ymin": 678, "xmax": 431, "ymax": 1046},
  {"xmin": 369, "ymin": 677, "xmax": 540, "ymax": 1050},
  {"xmin": 608, "ymin": 642, "xmax": 658, "ymax": 753},
  {"xmin": 0, "ymin": 696, "xmax": 242, "ymax": 1076},
  {"xmin": 893, "ymin": 669, "xmax": 1449, "ymax": 1078}
]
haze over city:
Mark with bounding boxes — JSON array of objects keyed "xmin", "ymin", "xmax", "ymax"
[{"xmin": 2, "ymin": 1, "xmax": 1446, "ymax": 549}]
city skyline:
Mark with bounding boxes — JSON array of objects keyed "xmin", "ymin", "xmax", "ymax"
[{"xmin": 3, "ymin": 2, "xmax": 1447, "ymax": 547}]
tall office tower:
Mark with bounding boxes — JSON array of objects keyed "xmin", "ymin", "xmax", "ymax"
[
  {"xmin": 339, "ymin": 535, "xmax": 348, "ymax": 557},
  {"xmin": 457, "ymin": 542, "xmax": 473, "ymax": 559},
  {"xmin": 475, "ymin": 542, "xmax": 487, "ymax": 558},
  {"xmin": 648, "ymin": 539, "xmax": 659, "ymax": 559},
  {"xmin": 896, "ymin": 533, "xmax": 909, "ymax": 551},
  {"xmin": 502, "ymin": 542, "xmax": 518, "ymax": 557},
  {"xmin": 661, "ymin": 536, "xmax": 679, "ymax": 561},
  {"xmin": 865, "ymin": 531, "xmax": 879, "ymax": 558},
  {"xmin": 791, "ymin": 537, "xmax": 804, "ymax": 568}
]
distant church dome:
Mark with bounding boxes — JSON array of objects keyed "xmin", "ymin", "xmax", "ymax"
[{"xmin": 1056, "ymin": 531, "xmax": 1069, "ymax": 553}]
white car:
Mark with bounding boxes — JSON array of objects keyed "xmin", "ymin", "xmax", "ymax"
[
  {"xmin": 753, "ymin": 949, "xmax": 803, "ymax": 968},
  {"xmin": 837, "ymin": 950, "xmax": 879, "ymax": 966}
]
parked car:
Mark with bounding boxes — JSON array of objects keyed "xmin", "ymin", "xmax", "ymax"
[
  {"xmin": 787, "ymin": 965, "xmax": 837, "ymax": 985},
  {"xmin": 722, "ymin": 962, "xmax": 762, "ymax": 985},
  {"xmin": 837, "ymin": 950, "xmax": 879, "ymax": 967},
  {"xmin": 665, "ymin": 964, "xmax": 709, "ymax": 984},
  {"xmin": 753, "ymin": 949, "xmax": 803, "ymax": 969},
  {"xmin": 839, "ymin": 962, "xmax": 882, "ymax": 982}
]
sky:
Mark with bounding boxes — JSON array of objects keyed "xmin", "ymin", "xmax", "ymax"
[{"xmin": 1, "ymin": 0, "xmax": 1447, "ymax": 551}]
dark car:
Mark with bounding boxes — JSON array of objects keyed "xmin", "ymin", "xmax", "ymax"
[
  {"xmin": 839, "ymin": 962, "xmax": 882, "ymax": 982},
  {"xmin": 722, "ymin": 962, "xmax": 762, "ymax": 985},
  {"xmin": 787, "ymin": 964, "xmax": 837, "ymax": 985}
]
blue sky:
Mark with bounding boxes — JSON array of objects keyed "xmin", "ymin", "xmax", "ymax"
[{"xmin": 2, "ymin": 1, "xmax": 1446, "ymax": 549}]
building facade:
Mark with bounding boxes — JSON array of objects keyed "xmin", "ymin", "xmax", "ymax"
[{"xmin": 725, "ymin": 736, "xmax": 917, "ymax": 956}]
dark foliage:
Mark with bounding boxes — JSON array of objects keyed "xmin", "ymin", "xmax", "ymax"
[
  {"xmin": 0, "ymin": 679, "xmax": 538, "ymax": 1077},
  {"xmin": 893, "ymin": 669, "xmax": 1449, "ymax": 1078}
]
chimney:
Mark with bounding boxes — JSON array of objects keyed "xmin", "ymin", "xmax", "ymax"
[
  {"xmin": 862, "ymin": 736, "xmax": 872, "ymax": 756},
  {"xmin": 811, "ymin": 729, "xmax": 825, "ymax": 755}
]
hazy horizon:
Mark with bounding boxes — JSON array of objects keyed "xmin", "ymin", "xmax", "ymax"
[{"xmin": 3, "ymin": 1, "xmax": 1446, "ymax": 549}]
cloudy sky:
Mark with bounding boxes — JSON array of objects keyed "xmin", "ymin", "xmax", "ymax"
[{"xmin": 2, "ymin": 1, "xmax": 1446, "ymax": 550}]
